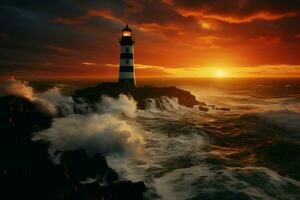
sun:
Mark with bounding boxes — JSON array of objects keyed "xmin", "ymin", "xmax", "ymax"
[{"xmin": 215, "ymin": 69, "xmax": 226, "ymax": 78}]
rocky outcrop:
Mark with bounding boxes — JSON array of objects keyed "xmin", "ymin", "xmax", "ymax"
[
  {"xmin": 0, "ymin": 96, "xmax": 146, "ymax": 200},
  {"xmin": 73, "ymin": 82, "xmax": 203, "ymax": 109}
]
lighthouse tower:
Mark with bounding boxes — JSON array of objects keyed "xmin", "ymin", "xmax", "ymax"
[{"xmin": 118, "ymin": 25, "xmax": 136, "ymax": 89}]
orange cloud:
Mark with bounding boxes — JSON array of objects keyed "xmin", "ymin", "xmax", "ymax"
[
  {"xmin": 195, "ymin": 36, "xmax": 221, "ymax": 49},
  {"xmin": 44, "ymin": 44, "xmax": 78, "ymax": 55},
  {"xmin": 89, "ymin": 9, "xmax": 124, "ymax": 24},
  {"xmin": 250, "ymin": 36, "xmax": 281, "ymax": 46},
  {"xmin": 139, "ymin": 22, "xmax": 182, "ymax": 36},
  {"xmin": 200, "ymin": 22, "xmax": 211, "ymax": 29},
  {"xmin": 82, "ymin": 62, "xmax": 97, "ymax": 66},
  {"xmin": 177, "ymin": 9, "xmax": 297, "ymax": 23},
  {"xmin": 55, "ymin": 9, "xmax": 125, "ymax": 26}
]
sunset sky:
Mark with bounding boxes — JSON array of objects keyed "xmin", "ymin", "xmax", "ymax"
[{"xmin": 1, "ymin": 0, "xmax": 300, "ymax": 79}]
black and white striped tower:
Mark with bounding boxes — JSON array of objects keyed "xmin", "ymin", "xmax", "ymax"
[{"xmin": 119, "ymin": 25, "xmax": 136, "ymax": 89}]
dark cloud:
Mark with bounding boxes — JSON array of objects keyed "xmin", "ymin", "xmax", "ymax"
[
  {"xmin": 0, "ymin": 0, "xmax": 85, "ymax": 18},
  {"xmin": 0, "ymin": 1, "xmax": 123, "ymax": 77}
]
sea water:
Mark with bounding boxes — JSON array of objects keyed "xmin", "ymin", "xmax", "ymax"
[{"xmin": 32, "ymin": 78, "xmax": 300, "ymax": 200}]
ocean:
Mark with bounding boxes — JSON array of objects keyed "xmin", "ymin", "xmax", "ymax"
[{"xmin": 31, "ymin": 78, "xmax": 300, "ymax": 200}]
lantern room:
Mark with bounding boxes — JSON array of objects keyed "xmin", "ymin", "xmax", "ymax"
[{"xmin": 122, "ymin": 25, "xmax": 132, "ymax": 37}]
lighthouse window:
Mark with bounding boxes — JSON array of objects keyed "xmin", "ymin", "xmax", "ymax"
[
  {"xmin": 126, "ymin": 59, "xmax": 129, "ymax": 64},
  {"xmin": 122, "ymin": 31, "xmax": 132, "ymax": 37},
  {"xmin": 126, "ymin": 47, "xmax": 129, "ymax": 52}
]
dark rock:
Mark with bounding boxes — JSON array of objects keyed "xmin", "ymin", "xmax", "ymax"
[
  {"xmin": 61, "ymin": 149, "xmax": 109, "ymax": 181},
  {"xmin": 198, "ymin": 105, "xmax": 209, "ymax": 112},
  {"xmin": 104, "ymin": 181, "xmax": 147, "ymax": 200},
  {"xmin": 215, "ymin": 107, "xmax": 231, "ymax": 111},
  {"xmin": 73, "ymin": 82, "xmax": 203, "ymax": 109},
  {"xmin": 207, "ymin": 104, "xmax": 231, "ymax": 111},
  {"xmin": 0, "ymin": 95, "xmax": 52, "ymax": 171},
  {"xmin": 0, "ymin": 95, "xmax": 52, "ymax": 143},
  {"xmin": 105, "ymin": 168, "xmax": 119, "ymax": 184},
  {"xmin": 0, "ymin": 95, "xmax": 147, "ymax": 200}
]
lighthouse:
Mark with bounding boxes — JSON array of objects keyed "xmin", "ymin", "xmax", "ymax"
[{"xmin": 118, "ymin": 25, "xmax": 136, "ymax": 89}]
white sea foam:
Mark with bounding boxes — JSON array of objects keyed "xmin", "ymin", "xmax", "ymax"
[
  {"xmin": 144, "ymin": 96, "xmax": 191, "ymax": 113},
  {"xmin": 32, "ymin": 92, "xmax": 144, "ymax": 164},
  {"xmin": 97, "ymin": 94, "xmax": 137, "ymax": 118},
  {"xmin": 153, "ymin": 165, "xmax": 213, "ymax": 200},
  {"xmin": 256, "ymin": 110, "xmax": 300, "ymax": 137},
  {"xmin": 33, "ymin": 113, "xmax": 144, "ymax": 164}
]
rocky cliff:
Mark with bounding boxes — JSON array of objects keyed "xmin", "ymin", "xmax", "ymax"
[{"xmin": 0, "ymin": 96, "xmax": 146, "ymax": 200}]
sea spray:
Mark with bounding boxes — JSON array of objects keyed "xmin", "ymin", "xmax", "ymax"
[
  {"xmin": 0, "ymin": 78, "xmax": 79, "ymax": 115},
  {"xmin": 33, "ymin": 113, "xmax": 144, "ymax": 164},
  {"xmin": 97, "ymin": 94, "xmax": 137, "ymax": 118},
  {"xmin": 0, "ymin": 78, "xmax": 34, "ymax": 100}
]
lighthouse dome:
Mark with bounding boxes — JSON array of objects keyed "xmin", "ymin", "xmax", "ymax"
[{"xmin": 122, "ymin": 24, "xmax": 132, "ymax": 32}]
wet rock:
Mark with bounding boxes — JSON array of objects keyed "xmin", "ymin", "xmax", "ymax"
[
  {"xmin": 198, "ymin": 105, "xmax": 209, "ymax": 112},
  {"xmin": 73, "ymin": 82, "xmax": 203, "ymax": 109},
  {"xmin": 207, "ymin": 104, "xmax": 231, "ymax": 111},
  {"xmin": 61, "ymin": 149, "xmax": 108, "ymax": 180},
  {"xmin": 215, "ymin": 107, "xmax": 231, "ymax": 111},
  {"xmin": 0, "ymin": 95, "xmax": 52, "ymax": 142}
]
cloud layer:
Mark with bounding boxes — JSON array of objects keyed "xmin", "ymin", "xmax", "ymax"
[{"xmin": 0, "ymin": 0, "xmax": 300, "ymax": 78}]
